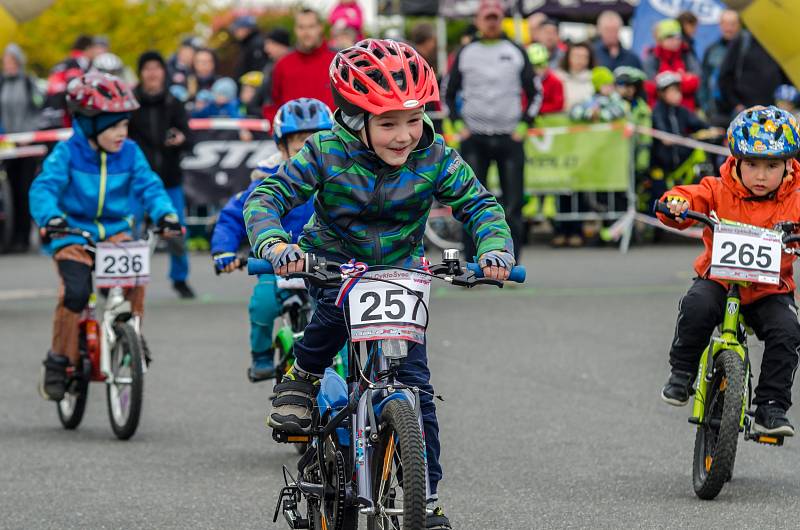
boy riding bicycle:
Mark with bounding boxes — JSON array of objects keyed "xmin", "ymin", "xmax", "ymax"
[
  {"xmin": 245, "ymin": 39, "xmax": 515, "ymax": 529},
  {"xmin": 656, "ymin": 105, "xmax": 800, "ymax": 437},
  {"xmin": 30, "ymin": 72, "xmax": 182, "ymax": 402},
  {"xmin": 211, "ymin": 97, "xmax": 333, "ymax": 381}
]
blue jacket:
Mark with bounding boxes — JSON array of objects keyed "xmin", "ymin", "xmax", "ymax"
[
  {"xmin": 211, "ymin": 153, "xmax": 314, "ymax": 255},
  {"xmin": 191, "ymin": 99, "xmax": 241, "ymax": 118},
  {"xmin": 29, "ymin": 123, "xmax": 176, "ymax": 253}
]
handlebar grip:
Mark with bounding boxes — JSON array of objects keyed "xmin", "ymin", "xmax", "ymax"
[
  {"xmin": 652, "ymin": 200, "xmax": 687, "ymax": 219},
  {"xmin": 247, "ymin": 258, "xmax": 274, "ymax": 275},
  {"xmin": 466, "ymin": 263, "xmax": 526, "ymax": 283}
]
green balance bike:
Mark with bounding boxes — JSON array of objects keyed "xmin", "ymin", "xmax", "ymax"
[{"xmin": 656, "ymin": 202, "xmax": 800, "ymax": 500}]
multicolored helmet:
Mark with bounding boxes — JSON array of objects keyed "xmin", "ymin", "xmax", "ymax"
[
  {"xmin": 66, "ymin": 72, "xmax": 139, "ymax": 117},
  {"xmin": 330, "ymin": 38, "xmax": 439, "ymax": 116},
  {"xmin": 613, "ymin": 66, "xmax": 646, "ymax": 86},
  {"xmin": 526, "ymin": 43, "xmax": 549, "ymax": 67},
  {"xmin": 273, "ymin": 98, "xmax": 334, "ymax": 143},
  {"xmin": 727, "ymin": 105, "xmax": 800, "ymax": 159}
]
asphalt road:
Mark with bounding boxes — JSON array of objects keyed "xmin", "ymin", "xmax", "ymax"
[{"xmin": 2, "ymin": 242, "xmax": 799, "ymax": 529}]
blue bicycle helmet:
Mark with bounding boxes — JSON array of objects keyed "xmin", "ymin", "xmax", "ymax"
[
  {"xmin": 272, "ymin": 98, "xmax": 334, "ymax": 144},
  {"xmin": 728, "ymin": 105, "xmax": 800, "ymax": 159}
]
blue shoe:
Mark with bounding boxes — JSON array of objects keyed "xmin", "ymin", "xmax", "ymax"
[{"xmin": 248, "ymin": 351, "xmax": 276, "ymax": 382}]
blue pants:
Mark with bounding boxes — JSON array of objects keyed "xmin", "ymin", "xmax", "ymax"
[
  {"xmin": 249, "ymin": 274, "xmax": 281, "ymax": 353},
  {"xmin": 294, "ymin": 286, "xmax": 442, "ymax": 495},
  {"xmin": 132, "ymin": 185, "xmax": 189, "ymax": 282}
]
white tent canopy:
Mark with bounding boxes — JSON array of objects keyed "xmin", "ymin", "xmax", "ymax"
[{"xmin": 0, "ymin": 0, "xmax": 55, "ymax": 22}]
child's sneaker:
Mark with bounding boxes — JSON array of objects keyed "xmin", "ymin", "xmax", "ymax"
[
  {"xmin": 661, "ymin": 370, "xmax": 694, "ymax": 406},
  {"xmin": 754, "ymin": 402, "xmax": 795, "ymax": 437},
  {"xmin": 267, "ymin": 365, "xmax": 321, "ymax": 433},
  {"xmin": 249, "ymin": 350, "xmax": 276, "ymax": 382},
  {"xmin": 427, "ymin": 505, "xmax": 452, "ymax": 529},
  {"xmin": 39, "ymin": 351, "xmax": 69, "ymax": 401}
]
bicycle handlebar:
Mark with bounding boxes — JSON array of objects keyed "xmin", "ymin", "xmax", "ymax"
[
  {"xmin": 465, "ymin": 262, "xmax": 527, "ymax": 283},
  {"xmin": 652, "ymin": 200, "xmax": 715, "ymax": 229},
  {"xmin": 653, "ymin": 200, "xmax": 800, "ymax": 247},
  {"xmin": 45, "ymin": 225, "xmax": 175, "ymax": 248},
  {"xmin": 247, "ymin": 256, "xmax": 526, "ymax": 288}
]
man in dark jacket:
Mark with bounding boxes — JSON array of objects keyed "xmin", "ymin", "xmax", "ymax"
[
  {"xmin": 231, "ymin": 16, "xmax": 268, "ymax": 81},
  {"xmin": 718, "ymin": 30, "xmax": 789, "ymax": 116},
  {"xmin": 128, "ymin": 51, "xmax": 196, "ymax": 298},
  {"xmin": 698, "ymin": 9, "xmax": 740, "ymax": 126},
  {"xmin": 593, "ymin": 11, "xmax": 642, "ymax": 71}
]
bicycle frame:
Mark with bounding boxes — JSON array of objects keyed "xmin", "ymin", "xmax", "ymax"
[
  {"xmin": 309, "ymin": 337, "xmax": 430, "ymax": 513},
  {"xmin": 691, "ymin": 283, "xmax": 750, "ymax": 429}
]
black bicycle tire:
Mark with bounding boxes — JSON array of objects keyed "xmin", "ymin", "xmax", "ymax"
[
  {"xmin": 692, "ymin": 349, "xmax": 743, "ymax": 500},
  {"xmin": 367, "ymin": 399, "xmax": 427, "ymax": 530},
  {"xmin": 57, "ymin": 357, "xmax": 90, "ymax": 430},
  {"xmin": 106, "ymin": 323, "xmax": 144, "ymax": 440}
]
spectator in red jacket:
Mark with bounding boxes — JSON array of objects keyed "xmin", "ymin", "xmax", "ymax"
[
  {"xmin": 642, "ymin": 19, "xmax": 700, "ymax": 111},
  {"xmin": 527, "ymin": 43, "xmax": 564, "ymax": 114},
  {"xmin": 262, "ymin": 8, "xmax": 336, "ymax": 121}
]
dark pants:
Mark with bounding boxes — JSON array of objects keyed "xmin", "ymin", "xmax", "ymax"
[
  {"xmin": 294, "ymin": 286, "xmax": 442, "ymax": 495},
  {"xmin": 460, "ymin": 133, "xmax": 524, "ymax": 261},
  {"xmin": 6, "ymin": 156, "xmax": 38, "ymax": 249},
  {"xmin": 669, "ymin": 278, "xmax": 800, "ymax": 409}
]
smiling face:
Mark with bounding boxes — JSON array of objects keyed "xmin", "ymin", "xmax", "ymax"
[
  {"xmin": 739, "ymin": 158, "xmax": 791, "ymax": 196},
  {"xmin": 95, "ymin": 119, "xmax": 129, "ymax": 153},
  {"xmin": 361, "ymin": 108, "xmax": 424, "ymax": 166}
]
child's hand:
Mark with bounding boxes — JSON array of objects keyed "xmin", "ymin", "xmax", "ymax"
[
  {"xmin": 666, "ymin": 196, "xmax": 689, "ymax": 218},
  {"xmin": 261, "ymin": 239, "xmax": 304, "ymax": 276},
  {"xmin": 478, "ymin": 250, "xmax": 515, "ymax": 281},
  {"xmin": 213, "ymin": 252, "xmax": 240, "ymax": 274}
]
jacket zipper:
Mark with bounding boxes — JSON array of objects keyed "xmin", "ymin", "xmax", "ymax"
[
  {"xmin": 370, "ymin": 168, "xmax": 388, "ymax": 263},
  {"xmin": 95, "ymin": 151, "xmax": 107, "ymax": 240}
]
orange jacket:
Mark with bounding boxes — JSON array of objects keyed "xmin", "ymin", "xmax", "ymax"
[{"xmin": 657, "ymin": 156, "xmax": 800, "ymax": 304}]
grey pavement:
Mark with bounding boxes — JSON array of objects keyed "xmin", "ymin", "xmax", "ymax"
[{"xmin": 1, "ymin": 243, "xmax": 799, "ymax": 529}]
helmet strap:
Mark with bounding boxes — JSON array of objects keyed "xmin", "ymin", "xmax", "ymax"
[
  {"xmin": 362, "ymin": 112, "xmax": 375, "ymax": 152},
  {"xmin": 736, "ymin": 158, "xmax": 787, "ymax": 199}
]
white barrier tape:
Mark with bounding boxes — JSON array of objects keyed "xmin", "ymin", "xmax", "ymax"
[
  {"xmin": 606, "ymin": 210, "xmax": 704, "ymax": 242},
  {"xmin": 0, "ymin": 118, "xmax": 273, "ymax": 145},
  {"xmin": 0, "ymin": 145, "xmax": 48, "ymax": 160},
  {"xmin": 634, "ymin": 125, "xmax": 729, "ymax": 156}
]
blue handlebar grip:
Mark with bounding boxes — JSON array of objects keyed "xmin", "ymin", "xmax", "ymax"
[
  {"xmin": 466, "ymin": 263, "xmax": 526, "ymax": 283},
  {"xmin": 247, "ymin": 258, "xmax": 274, "ymax": 275}
]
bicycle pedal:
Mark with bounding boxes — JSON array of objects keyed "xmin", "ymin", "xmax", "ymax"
[
  {"xmin": 754, "ymin": 434, "xmax": 784, "ymax": 446},
  {"xmin": 273, "ymin": 486, "xmax": 308, "ymax": 528},
  {"xmin": 272, "ymin": 430, "xmax": 312, "ymax": 444}
]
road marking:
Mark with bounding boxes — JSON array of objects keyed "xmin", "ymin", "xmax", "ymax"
[
  {"xmin": 0, "ymin": 288, "xmax": 55, "ymax": 301},
  {"xmin": 431, "ymin": 284, "xmax": 689, "ymax": 299}
]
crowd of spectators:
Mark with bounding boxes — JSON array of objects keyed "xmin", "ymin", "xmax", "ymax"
[{"xmin": 1, "ymin": 1, "xmax": 797, "ymax": 251}]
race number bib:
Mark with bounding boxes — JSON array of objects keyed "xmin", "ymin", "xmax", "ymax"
[
  {"xmin": 710, "ymin": 222, "xmax": 782, "ymax": 285},
  {"xmin": 347, "ymin": 269, "xmax": 432, "ymax": 344},
  {"xmin": 95, "ymin": 241, "xmax": 150, "ymax": 288}
]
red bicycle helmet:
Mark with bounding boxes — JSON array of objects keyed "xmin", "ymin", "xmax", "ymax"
[
  {"xmin": 67, "ymin": 71, "xmax": 140, "ymax": 117},
  {"xmin": 330, "ymin": 38, "xmax": 439, "ymax": 116}
]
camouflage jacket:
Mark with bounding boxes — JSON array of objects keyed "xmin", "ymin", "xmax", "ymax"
[{"xmin": 245, "ymin": 112, "xmax": 513, "ymax": 265}]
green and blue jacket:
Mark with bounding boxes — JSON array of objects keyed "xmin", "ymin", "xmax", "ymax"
[{"xmin": 245, "ymin": 112, "xmax": 513, "ymax": 265}]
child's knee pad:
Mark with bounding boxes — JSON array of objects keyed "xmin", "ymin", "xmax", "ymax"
[{"xmin": 57, "ymin": 260, "xmax": 93, "ymax": 313}]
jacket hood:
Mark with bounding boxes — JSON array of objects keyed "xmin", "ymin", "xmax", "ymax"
[
  {"xmin": 719, "ymin": 156, "xmax": 800, "ymax": 201},
  {"xmin": 331, "ymin": 109, "xmax": 436, "ymax": 170}
]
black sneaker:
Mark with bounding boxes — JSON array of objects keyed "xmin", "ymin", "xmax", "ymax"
[
  {"xmin": 661, "ymin": 370, "xmax": 694, "ymax": 406},
  {"xmin": 427, "ymin": 506, "xmax": 452, "ymax": 529},
  {"xmin": 267, "ymin": 365, "xmax": 321, "ymax": 434},
  {"xmin": 754, "ymin": 403, "xmax": 795, "ymax": 437},
  {"xmin": 39, "ymin": 352, "xmax": 68, "ymax": 401},
  {"xmin": 172, "ymin": 281, "xmax": 196, "ymax": 299}
]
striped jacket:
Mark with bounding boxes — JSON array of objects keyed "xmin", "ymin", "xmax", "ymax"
[{"xmin": 245, "ymin": 112, "xmax": 513, "ymax": 265}]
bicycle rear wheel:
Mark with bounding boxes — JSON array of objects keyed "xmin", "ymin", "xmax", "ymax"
[
  {"xmin": 57, "ymin": 356, "xmax": 90, "ymax": 430},
  {"xmin": 367, "ymin": 399, "xmax": 427, "ymax": 530},
  {"xmin": 106, "ymin": 323, "xmax": 144, "ymax": 440},
  {"xmin": 692, "ymin": 349, "xmax": 744, "ymax": 499}
]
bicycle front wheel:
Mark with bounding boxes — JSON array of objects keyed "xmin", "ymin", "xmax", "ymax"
[
  {"xmin": 367, "ymin": 399, "xmax": 427, "ymax": 530},
  {"xmin": 692, "ymin": 349, "xmax": 744, "ymax": 500},
  {"xmin": 106, "ymin": 323, "xmax": 144, "ymax": 440}
]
